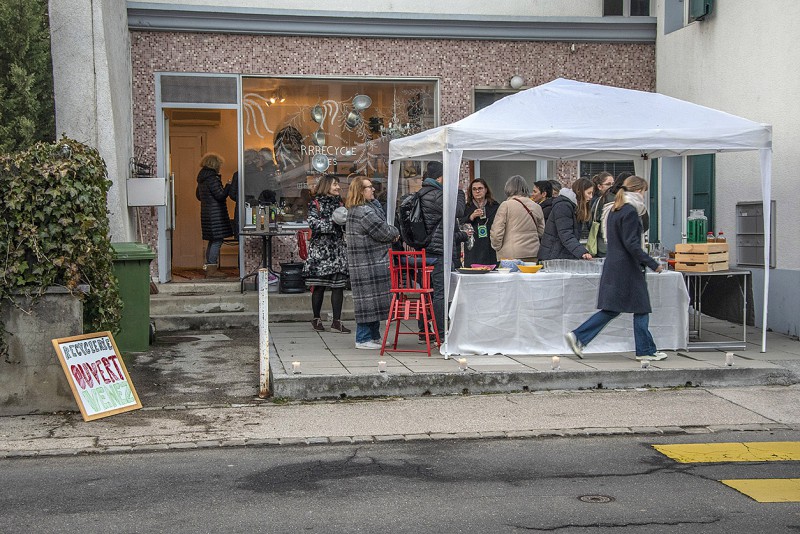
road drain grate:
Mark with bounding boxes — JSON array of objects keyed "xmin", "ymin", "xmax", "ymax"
[{"xmin": 578, "ymin": 495, "xmax": 614, "ymax": 503}]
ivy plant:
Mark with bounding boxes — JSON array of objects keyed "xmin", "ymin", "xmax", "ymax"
[{"xmin": 0, "ymin": 137, "xmax": 122, "ymax": 356}]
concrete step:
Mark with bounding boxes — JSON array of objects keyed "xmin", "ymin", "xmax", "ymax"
[
  {"xmin": 154, "ymin": 281, "xmax": 242, "ymax": 295},
  {"xmin": 150, "ymin": 288, "xmax": 354, "ymax": 332}
]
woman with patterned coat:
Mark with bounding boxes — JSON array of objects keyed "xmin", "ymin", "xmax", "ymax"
[
  {"xmin": 195, "ymin": 153, "xmax": 232, "ymax": 278},
  {"xmin": 304, "ymin": 175, "xmax": 350, "ymax": 333},
  {"xmin": 345, "ymin": 176, "xmax": 400, "ymax": 350}
]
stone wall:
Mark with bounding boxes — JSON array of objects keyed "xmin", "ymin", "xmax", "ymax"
[{"xmin": 0, "ymin": 289, "xmax": 83, "ymax": 415}]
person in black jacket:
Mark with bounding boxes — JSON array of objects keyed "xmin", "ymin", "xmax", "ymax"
[
  {"xmin": 564, "ymin": 175, "xmax": 667, "ymax": 362},
  {"xmin": 538, "ymin": 184, "xmax": 592, "ymax": 261},
  {"xmin": 196, "ymin": 153, "xmax": 233, "ymax": 278},
  {"xmin": 458, "ymin": 178, "xmax": 499, "ymax": 267},
  {"xmin": 532, "ymin": 180, "xmax": 554, "ymax": 221},
  {"xmin": 415, "ymin": 161, "xmax": 466, "ymax": 342}
]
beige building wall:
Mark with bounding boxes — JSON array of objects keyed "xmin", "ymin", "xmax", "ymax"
[
  {"xmin": 655, "ymin": 0, "xmax": 800, "ymax": 335},
  {"xmin": 49, "ymin": 0, "xmax": 136, "ymax": 242}
]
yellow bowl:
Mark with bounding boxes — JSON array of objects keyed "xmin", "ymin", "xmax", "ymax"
[{"xmin": 517, "ymin": 264, "xmax": 543, "ymax": 273}]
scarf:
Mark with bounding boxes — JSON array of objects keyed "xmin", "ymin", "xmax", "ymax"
[{"xmin": 602, "ymin": 192, "xmax": 648, "ymax": 250}]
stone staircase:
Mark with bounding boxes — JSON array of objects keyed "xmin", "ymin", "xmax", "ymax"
[{"xmin": 150, "ymin": 281, "xmax": 354, "ymax": 332}]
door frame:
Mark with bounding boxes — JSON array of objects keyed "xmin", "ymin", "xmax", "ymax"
[{"xmin": 155, "ymin": 73, "xmax": 242, "ymax": 283}]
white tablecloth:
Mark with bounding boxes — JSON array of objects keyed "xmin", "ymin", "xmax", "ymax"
[{"xmin": 446, "ymin": 270, "xmax": 689, "ymax": 356}]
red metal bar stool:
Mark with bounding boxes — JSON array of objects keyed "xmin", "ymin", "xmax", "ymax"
[{"xmin": 381, "ymin": 250, "xmax": 440, "ymax": 356}]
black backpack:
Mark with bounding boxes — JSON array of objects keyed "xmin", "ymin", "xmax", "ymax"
[{"xmin": 397, "ymin": 190, "xmax": 434, "ymax": 249}]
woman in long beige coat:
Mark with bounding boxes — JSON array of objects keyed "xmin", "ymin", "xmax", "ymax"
[{"xmin": 490, "ymin": 175, "xmax": 545, "ymax": 262}]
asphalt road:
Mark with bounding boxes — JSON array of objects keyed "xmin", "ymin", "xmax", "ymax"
[{"xmin": 2, "ymin": 431, "xmax": 798, "ymax": 533}]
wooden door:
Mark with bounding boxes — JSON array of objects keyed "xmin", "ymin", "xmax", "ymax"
[{"xmin": 170, "ymin": 134, "xmax": 206, "ymax": 269}]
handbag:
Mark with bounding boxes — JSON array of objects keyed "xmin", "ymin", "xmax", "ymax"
[
  {"xmin": 587, "ymin": 221, "xmax": 600, "ymax": 255},
  {"xmin": 586, "ymin": 197, "xmax": 603, "ymax": 256}
]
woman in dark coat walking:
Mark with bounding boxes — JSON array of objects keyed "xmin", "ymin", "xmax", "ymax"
[
  {"xmin": 564, "ymin": 175, "xmax": 667, "ymax": 362},
  {"xmin": 195, "ymin": 153, "xmax": 232, "ymax": 278},
  {"xmin": 304, "ymin": 175, "xmax": 350, "ymax": 334},
  {"xmin": 345, "ymin": 176, "xmax": 400, "ymax": 350}
]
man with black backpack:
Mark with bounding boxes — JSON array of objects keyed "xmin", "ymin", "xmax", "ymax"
[{"xmin": 410, "ymin": 161, "xmax": 466, "ymax": 344}]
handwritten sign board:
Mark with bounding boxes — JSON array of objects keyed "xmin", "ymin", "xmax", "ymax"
[{"xmin": 52, "ymin": 332, "xmax": 142, "ymax": 421}]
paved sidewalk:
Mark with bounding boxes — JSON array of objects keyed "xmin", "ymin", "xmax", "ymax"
[{"xmin": 269, "ymin": 317, "xmax": 800, "ymax": 399}]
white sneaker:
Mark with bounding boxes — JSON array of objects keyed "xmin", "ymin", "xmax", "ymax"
[
  {"xmin": 635, "ymin": 352, "xmax": 668, "ymax": 361},
  {"xmin": 355, "ymin": 341, "xmax": 382, "ymax": 350},
  {"xmin": 564, "ymin": 332, "xmax": 584, "ymax": 359}
]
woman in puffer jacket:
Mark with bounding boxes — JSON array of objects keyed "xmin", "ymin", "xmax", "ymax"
[
  {"xmin": 195, "ymin": 153, "xmax": 233, "ymax": 277},
  {"xmin": 538, "ymin": 179, "xmax": 593, "ymax": 261}
]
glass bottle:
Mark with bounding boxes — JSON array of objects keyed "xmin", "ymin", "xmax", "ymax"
[
  {"xmin": 706, "ymin": 231, "xmax": 716, "ymax": 243},
  {"xmin": 687, "ymin": 209, "xmax": 708, "ymax": 243},
  {"xmin": 716, "ymin": 231, "xmax": 726, "ymax": 243}
]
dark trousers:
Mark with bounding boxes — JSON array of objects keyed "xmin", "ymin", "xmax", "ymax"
[{"xmin": 417, "ymin": 257, "xmax": 444, "ymax": 335}]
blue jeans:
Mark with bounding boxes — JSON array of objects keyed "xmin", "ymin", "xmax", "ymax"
[
  {"xmin": 356, "ymin": 321, "xmax": 381, "ymax": 343},
  {"xmin": 572, "ymin": 310, "xmax": 657, "ymax": 357},
  {"xmin": 205, "ymin": 240, "xmax": 223, "ymax": 264}
]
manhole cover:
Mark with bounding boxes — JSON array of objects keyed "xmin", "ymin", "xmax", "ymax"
[{"xmin": 578, "ymin": 495, "xmax": 614, "ymax": 503}]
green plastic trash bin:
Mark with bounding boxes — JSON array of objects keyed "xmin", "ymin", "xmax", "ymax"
[{"xmin": 111, "ymin": 243, "xmax": 156, "ymax": 352}]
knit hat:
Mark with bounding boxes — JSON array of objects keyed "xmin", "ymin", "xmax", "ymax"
[{"xmin": 425, "ymin": 161, "xmax": 443, "ymax": 179}]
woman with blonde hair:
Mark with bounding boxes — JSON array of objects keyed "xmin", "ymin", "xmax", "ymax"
[
  {"xmin": 345, "ymin": 177, "xmax": 400, "ymax": 350},
  {"xmin": 565, "ymin": 175, "xmax": 667, "ymax": 362},
  {"xmin": 195, "ymin": 152, "xmax": 232, "ymax": 278},
  {"xmin": 304, "ymin": 174, "xmax": 349, "ymax": 333}
]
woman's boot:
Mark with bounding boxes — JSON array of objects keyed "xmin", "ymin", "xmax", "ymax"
[{"xmin": 330, "ymin": 320, "xmax": 351, "ymax": 334}]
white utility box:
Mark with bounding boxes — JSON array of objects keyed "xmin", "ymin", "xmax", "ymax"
[{"xmin": 126, "ymin": 177, "xmax": 167, "ymax": 206}]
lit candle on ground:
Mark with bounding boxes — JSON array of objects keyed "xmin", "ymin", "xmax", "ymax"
[
  {"xmin": 551, "ymin": 356, "xmax": 561, "ymax": 370},
  {"xmin": 291, "ymin": 361, "xmax": 301, "ymax": 374},
  {"xmin": 458, "ymin": 358, "xmax": 468, "ymax": 371},
  {"xmin": 725, "ymin": 352, "xmax": 735, "ymax": 366},
  {"xmin": 378, "ymin": 360, "xmax": 387, "ymax": 373}
]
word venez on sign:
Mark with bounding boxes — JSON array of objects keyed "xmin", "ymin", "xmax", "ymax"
[{"xmin": 52, "ymin": 332, "xmax": 142, "ymax": 422}]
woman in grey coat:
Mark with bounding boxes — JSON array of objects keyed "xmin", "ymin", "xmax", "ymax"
[
  {"xmin": 564, "ymin": 175, "xmax": 668, "ymax": 362},
  {"xmin": 345, "ymin": 176, "xmax": 400, "ymax": 350}
]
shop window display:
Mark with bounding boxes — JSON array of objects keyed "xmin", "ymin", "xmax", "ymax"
[{"xmin": 240, "ymin": 77, "xmax": 437, "ymax": 227}]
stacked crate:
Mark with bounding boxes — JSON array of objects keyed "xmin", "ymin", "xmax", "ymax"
[{"xmin": 674, "ymin": 242, "xmax": 729, "ymax": 272}]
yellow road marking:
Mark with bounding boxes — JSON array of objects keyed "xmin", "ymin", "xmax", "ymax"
[
  {"xmin": 720, "ymin": 479, "xmax": 800, "ymax": 502},
  {"xmin": 653, "ymin": 442, "xmax": 800, "ymax": 463}
]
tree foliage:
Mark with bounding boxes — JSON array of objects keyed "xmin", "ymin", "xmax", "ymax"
[
  {"xmin": 0, "ymin": 137, "xmax": 122, "ymax": 356},
  {"xmin": 0, "ymin": 0, "xmax": 55, "ymax": 153}
]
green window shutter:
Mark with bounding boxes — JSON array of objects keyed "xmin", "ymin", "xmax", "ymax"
[{"xmin": 689, "ymin": 154, "xmax": 715, "ymax": 232}]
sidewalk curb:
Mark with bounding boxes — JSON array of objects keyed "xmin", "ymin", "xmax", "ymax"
[
  {"xmin": 272, "ymin": 367, "xmax": 799, "ymax": 400},
  {"xmin": 2, "ymin": 422, "xmax": 797, "ymax": 460}
]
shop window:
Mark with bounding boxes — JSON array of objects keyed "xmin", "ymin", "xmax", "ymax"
[
  {"xmin": 240, "ymin": 77, "xmax": 437, "ymax": 226},
  {"xmin": 579, "ymin": 161, "xmax": 635, "ymax": 180},
  {"xmin": 604, "ymin": 0, "xmax": 651, "ymax": 16}
]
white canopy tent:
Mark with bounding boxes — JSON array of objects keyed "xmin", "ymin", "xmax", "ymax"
[{"xmin": 387, "ymin": 78, "xmax": 773, "ymax": 353}]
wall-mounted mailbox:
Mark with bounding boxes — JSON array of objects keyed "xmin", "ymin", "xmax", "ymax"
[
  {"xmin": 736, "ymin": 201, "xmax": 775, "ymax": 268},
  {"xmin": 126, "ymin": 177, "xmax": 167, "ymax": 206}
]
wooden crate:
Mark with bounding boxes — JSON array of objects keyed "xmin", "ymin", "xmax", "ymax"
[
  {"xmin": 674, "ymin": 242, "xmax": 729, "ymax": 272},
  {"xmin": 675, "ymin": 251, "xmax": 729, "ymax": 263},
  {"xmin": 675, "ymin": 260, "xmax": 729, "ymax": 272},
  {"xmin": 674, "ymin": 242, "xmax": 728, "ymax": 253}
]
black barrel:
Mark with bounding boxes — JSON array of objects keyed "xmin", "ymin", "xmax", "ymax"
[{"xmin": 279, "ymin": 262, "xmax": 306, "ymax": 294}]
